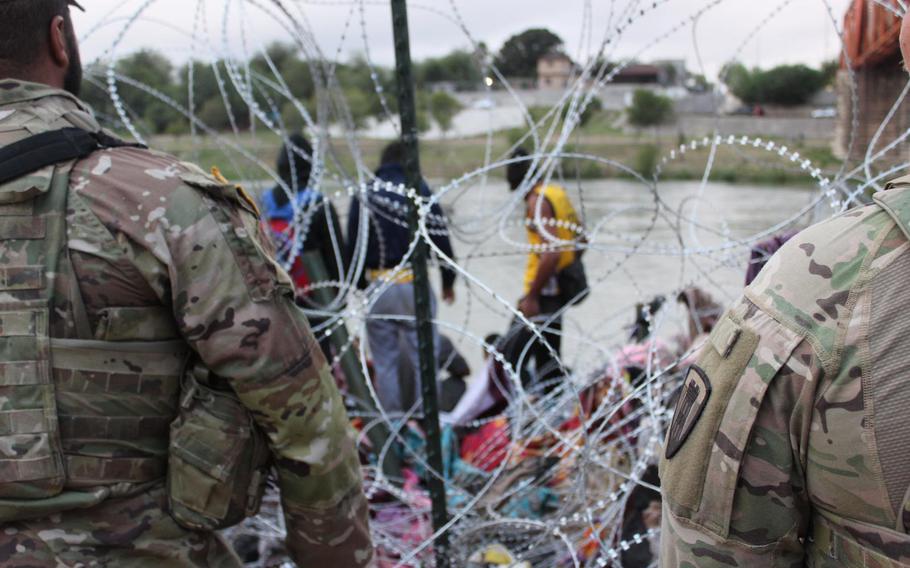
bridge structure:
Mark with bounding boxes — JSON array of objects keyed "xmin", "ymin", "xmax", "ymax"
[{"xmin": 835, "ymin": 0, "xmax": 910, "ymax": 165}]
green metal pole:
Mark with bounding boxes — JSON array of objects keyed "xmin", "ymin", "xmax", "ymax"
[
  {"xmin": 300, "ymin": 252, "xmax": 401, "ymax": 479},
  {"xmin": 389, "ymin": 0, "xmax": 450, "ymax": 565}
]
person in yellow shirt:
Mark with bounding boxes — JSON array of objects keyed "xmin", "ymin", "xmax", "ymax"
[{"xmin": 503, "ymin": 148, "xmax": 583, "ymax": 390}]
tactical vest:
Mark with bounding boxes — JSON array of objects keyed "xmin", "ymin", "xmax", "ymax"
[{"xmin": 0, "ymin": 128, "xmax": 187, "ymax": 519}]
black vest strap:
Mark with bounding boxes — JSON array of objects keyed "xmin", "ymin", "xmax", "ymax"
[{"xmin": 0, "ymin": 127, "xmax": 144, "ymax": 186}]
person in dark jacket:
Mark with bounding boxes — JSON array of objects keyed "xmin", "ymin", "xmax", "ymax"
[
  {"xmin": 262, "ymin": 133, "xmax": 347, "ymax": 358},
  {"xmin": 398, "ymin": 334, "xmax": 471, "ymax": 412},
  {"xmin": 347, "ymin": 141, "xmax": 457, "ymax": 414}
]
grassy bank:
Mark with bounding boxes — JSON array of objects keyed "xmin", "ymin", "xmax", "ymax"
[{"xmin": 152, "ymin": 127, "xmax": 840, "ymax": 188}]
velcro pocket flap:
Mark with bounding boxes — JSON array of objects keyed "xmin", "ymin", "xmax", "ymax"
[
  {"xmin": 0, "ymin": 165, "xmax": 57, "ymax": 204},
  {"xmin": 0, "ymin": 216, "xmax": 45, "ymax": 240},
  {"xmin": 0, "ymin": 164, "xmax": 53, "ymax": 204},
  {"xmin": 661, "ymin": 304, "xmax": 802, "ymax": 539},
  {"xmin": 0, "ymin": 266, "xmax": 44, "ymax": 291},
  {"xmin": 0, "ymin": 362, "xmax": 45, "ymax": 386},
  {"xmin": 170, "ymin": 418, "xmax": 249, "ymax": 484},
  {"xmin": 0, "ymin": 408, "xmax": 48, "ymax": 435},
  {"xmin": 0, "ymin": 310, "xmax": 40, "ymax": 337}
]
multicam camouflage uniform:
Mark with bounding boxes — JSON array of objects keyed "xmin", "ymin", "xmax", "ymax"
[
  {"xmin": 0, "ymin": 80, "xmax": 372, "ymax": 567},
  {"xmin": 661, "ymin": 177, "xmax": 910, "ymax": 567}
]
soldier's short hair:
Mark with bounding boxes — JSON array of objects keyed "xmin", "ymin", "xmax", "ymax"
[{"xmin": 0, "ymin": 0, "xmax": 75, "ymax": 73}]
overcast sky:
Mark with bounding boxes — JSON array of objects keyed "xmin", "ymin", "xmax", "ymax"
[{"xmin": 73, "ymin": 0, "xmax": 854, "ymax": 79}]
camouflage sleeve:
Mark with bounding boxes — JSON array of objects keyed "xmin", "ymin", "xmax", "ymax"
[
  {"xmin": 659, "ymin": 298, "xmax": 818, "ymax": 567},
  {"xmin": 74, "ymin": 152, "xmax": 373, "ymax": 566}
]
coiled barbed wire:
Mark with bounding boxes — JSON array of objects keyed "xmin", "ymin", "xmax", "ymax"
[{"xmin": 76, "ymin": 0, "xmax": 905, "ymax": 565}]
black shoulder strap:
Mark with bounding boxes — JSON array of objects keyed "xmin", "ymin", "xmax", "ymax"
[{"xmin": 0, "ymin": 127, "xmax": 145, "ymax": 186}]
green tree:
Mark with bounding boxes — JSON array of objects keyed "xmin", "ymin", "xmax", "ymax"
[
  {"xmin": 428, "ymin": 91, "xmax": 462, "ymax": 134},
  {"xmin": 820, "ymin": 59, "xmax": 838, "ymax": 87},
  {"xmin": 343, "ymin": 88, "xmax": 373, "ymax": 131},
  {"xmin": 252, "ymin": 43, "xmax": 297, "ymax": 74},
  {"xmin": 416, "ymin": 49, "xmax": 483, "ymax": 88},
  {"xmin": 336, "ymin": 55, "xmax": 393, "ymax": 119},
  {"xmin": 249, "ymin": 43, "xmax": 315, "ymax": 101},
  {"xmin": 178, "ymin": 61, "xmax": 252, "ymax": 131},
  {"xmin": 494, "ymin": 28, "xmax": 564, "ymax": 78},
  {"xmin": 721, "ymin": 62, "xmax": 753, "ymax": 100},
  {"xmin": 758, "ymin": 65, "xmax": 826, "ymax": 105},
  {"xmin": 686, "ymin": 73, "xmax": 711, "ymax": 92},
  {"xmin": 80, "ymin": 63, "xmax": 117, "ymax": 125},
  {"xmin": 280, "ymin": 98, "xmax": 317, "ymax": 132},
  {"xmin": 179, "ymin": 61, "xmax": 219, "ymax": 105},
  {"xmin": 565, "ymin": 97, "xmax": 602, "ymax": 127},
  {"xmin": 115, "ymin": 49, "xmax": 181, "ymax": 134},
  {"xmin": 415, "ymin": 91, "xmax": 432, "ymax": 134},
  {"xmin": 196, "ymin": 97, "xmax": 236, "ymax": 131},
  {"xmin": 722, "ymin": 62, "xmax": 828, "ymax": 106},
  {"xmin": 627, "ymin": 89, "xmax": 673, "ymax": 128}
]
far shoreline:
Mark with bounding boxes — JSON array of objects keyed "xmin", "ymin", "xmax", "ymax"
[{"xmin": 152, "ymin": 129, "xmax": 847, "ymax": 191}]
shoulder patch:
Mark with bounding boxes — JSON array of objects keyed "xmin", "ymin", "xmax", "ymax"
[
  {"xmin": 211, "ymin": 166, "xmax": 260, "ymax": 218},
  {"xmin": 665, "ymin": 365, "xmax": 712, "ymax": 459},
  {"xmin": 177, "ymin": 164, "xmax": 260, "ymax": 218}
]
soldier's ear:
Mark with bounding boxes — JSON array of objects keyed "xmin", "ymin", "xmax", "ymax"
[{"xmin": 48, "ymin": 15, "xmax": 70, "ymax": 71}]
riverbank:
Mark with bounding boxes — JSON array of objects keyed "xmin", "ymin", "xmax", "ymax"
[{"xmin": 153, "ymin": 127, "xmax": 840, "ymax": 188}]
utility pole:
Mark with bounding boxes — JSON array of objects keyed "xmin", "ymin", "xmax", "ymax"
[{"xmin": 389, "ymin": 0, "xmax": 450, "ymax": 565}]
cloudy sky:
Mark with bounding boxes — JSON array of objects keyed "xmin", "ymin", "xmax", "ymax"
[{"xmin": 73, "ymin": 0, "xmax": 853, "ymax": 78}]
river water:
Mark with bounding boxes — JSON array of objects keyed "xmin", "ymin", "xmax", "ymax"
[{"xmin": 432, "ymin": 178, "xmax": 823, "ymax": 374}]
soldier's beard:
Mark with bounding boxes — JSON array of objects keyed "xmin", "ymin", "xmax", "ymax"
[{"xmin": 62, "ymin": 23, "xmax": 82, "ymax": 98}]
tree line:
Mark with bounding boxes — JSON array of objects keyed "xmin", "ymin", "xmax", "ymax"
[
  {"xmin": 722, "ymin": 61, "xmax": 838, "ymax": 106},
  {"xmin": 79, "ymin": 26, "xmax": 838, "ymax": 139},
  {"xmin": 80, "ymin": 28, "xmax": 571, "ymax": 137},
  {"xmin": 80, "ymin": 45, "xmax": 482, "ymax": 136}
]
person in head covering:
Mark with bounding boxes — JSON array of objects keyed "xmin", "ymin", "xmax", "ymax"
[{"xmin": 261, "ymin": 133, "xmax": 347, "ymax": 358}]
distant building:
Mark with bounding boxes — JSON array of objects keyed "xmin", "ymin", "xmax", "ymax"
[
  {"xmin": 653, "ymin": 59, "xmax": 688, "ymax": 87},
  {"xmin": 612, "ymin": 64, "xmax": 662, "ymax": 85},
  {"xmin": 537, "ymin": 52, "xmax": 576, "ymax": 90},
  {"xmin": 535, "ymin": 55, "xmax": 688, "ymax": 90}
]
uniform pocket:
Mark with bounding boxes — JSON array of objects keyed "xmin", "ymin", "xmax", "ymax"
[
  {"xmin": 168, "ymin": 417, "xmax": 249, "ymax": 524},
  {"xmin": 660, "ymin": 304, "xmax": 802, "ymax": 539},
  {"xmin": 167, "ymin": 372, "xmax": 270, "ymax": 531}
]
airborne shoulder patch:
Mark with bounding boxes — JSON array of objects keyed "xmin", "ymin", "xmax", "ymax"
[{"xmin": 665, "ymin": 365, "xmax": 712, "ymax": 460}]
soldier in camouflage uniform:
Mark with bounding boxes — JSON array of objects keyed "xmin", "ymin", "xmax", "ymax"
[
  {"xmin": 660, "ymin": 12, "xmax": 910, "ymax": 568},
  {"xmin": 0, "ymin": 1, "xmax": 372, "ymax": 566}
]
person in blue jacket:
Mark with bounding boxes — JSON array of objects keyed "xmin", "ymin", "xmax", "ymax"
[
  {"xmin": 347, "ymin": 141, "xmax": 457, "ymax": 414},
  {"xmin": 262, "ymin": 133, "xmax": 347, "ymax": 358}
]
